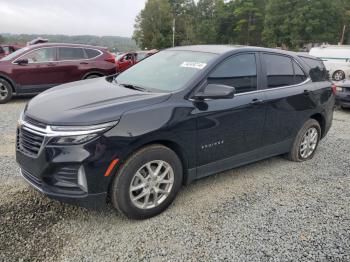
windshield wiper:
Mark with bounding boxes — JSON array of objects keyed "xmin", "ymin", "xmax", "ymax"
[{"xmin": 118, "ymin": 83, "xmax": 148, "ymax": 92}]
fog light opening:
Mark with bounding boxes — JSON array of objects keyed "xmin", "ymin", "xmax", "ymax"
[{"xmin": 77, "ymin": 166, "xmax": 88, "ymax": 192}]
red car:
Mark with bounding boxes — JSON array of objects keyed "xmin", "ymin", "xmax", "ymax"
[
  {"xmin": 116, "ymin": 50, "xmax": 157, "ymax": 72},
  {"xmin": 0, "ymin": 44, "xmax": 22, "ymax": 59},
  {"xmin": 0, "ymin": 43, "xmax": 116, "ymax": 103}
]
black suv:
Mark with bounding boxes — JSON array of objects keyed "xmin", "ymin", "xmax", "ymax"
[{"xmin": 16, "ymin": 45, "xmax": 335, "ymax": 219}]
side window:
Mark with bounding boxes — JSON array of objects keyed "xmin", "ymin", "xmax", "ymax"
[
  {"xmin": 85, "ymin": 48, "xmax": 101, "ymax": 59},
  {"xmin": 21, "ymin": 48, "xmax": 56, "ymax": 63},
  {"xmin": 263, "ymin": 54, "xmax": 294, "ymax": 88},
  {"xmin": 125, "ymin": 53, "xmax": 133, "ymax": 61},
  {"xmin": 208, "ymin": 53, "xmax": 257, "ymax": 94},
  {"xmin": 293, "ymin": 61, "xmax": 307, "ymax": 84},
  {"xmin": 299, "ymin": 56, "xmax": 327, "ymax": 82},
  {"xmin": 58, "ymin": 47, "xmax": 85, "ymax": 61}
]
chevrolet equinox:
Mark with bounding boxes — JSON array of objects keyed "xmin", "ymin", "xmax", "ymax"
[{"xmin": 16, "ymin": 45, "xmax": 335, "ymax": 219}]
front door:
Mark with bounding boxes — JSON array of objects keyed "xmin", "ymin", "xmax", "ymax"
[
  {"xmin": 12, "ymin": 47, "xmax": 59, "ymax": 93},
  {"xmin": 118, "ymin": 53, "xmax": 134, "ymax": 72},
  {"xmin": 194, "ymin": 53, "xmax": 266, "ymax": 178}
]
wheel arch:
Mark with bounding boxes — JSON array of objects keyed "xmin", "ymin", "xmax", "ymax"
[
  {"xmin": 82, "ymin": 71, "xmax": 105, "ymax": 80},
  {"xmin": 0, "ymin": 74, "xmax": 16, "ymax": 92},
  {"xmin": 310, "ymin": 113, "xmax": 325, "ymax": 138},
  {"xmin": 111, "ymin": 139, "xmax": 190, "ymax": 186}
]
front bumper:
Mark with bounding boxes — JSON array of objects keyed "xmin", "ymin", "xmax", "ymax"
[
  {"xmin": 15, "ymin": 120, "xmax": 120, "ymax": 209},
  {"xmin": 20, "ymin": 168, "xmax": 107, "ymax": 208}
]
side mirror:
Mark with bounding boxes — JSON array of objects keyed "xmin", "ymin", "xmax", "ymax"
[
  {"xmin": 15, "ymin": 58, "xmax": 29, "ymax": 65},
  {"xmin": 193, "ymin": 83, "xmax": 235, "ymax": 100}
]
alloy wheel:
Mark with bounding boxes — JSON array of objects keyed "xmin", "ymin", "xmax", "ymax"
[
  {"xmin": 0, "ymin": 83, "xmax": 8, "ymax": 101},
  {"xmin": 129, "ymin": 160, "xmax": 174, "ymax": 209},
  {"xmin": 333, "ymin": 71, "xmax": 345, "ymax": 81},
  {"xmin": 299, "ymin": 127, "xmax": 318, "ymax": 159}
]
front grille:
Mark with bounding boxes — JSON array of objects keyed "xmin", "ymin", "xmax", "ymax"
[{"xmin": 17, "ymin": 127, "xmax": 45, "ymax": 157}]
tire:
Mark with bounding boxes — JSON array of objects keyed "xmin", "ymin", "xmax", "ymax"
[
  {"xmin": 286, "ymin": 119, "xmax": 321, "ymax": 162},
  {"xmin": 0, "ymin": 78, "xmax": 13, "ymax": 104},
  {"xmin": 111, "ymin": 144, "xmax": 183, "ymax": 219},
  {"xmin": 84, "ymin": 74, "xmax": 102, "ymax": 79},
  {"xmin": 332, "ymin": 70, "xmax": 345, "ymax": 81}
]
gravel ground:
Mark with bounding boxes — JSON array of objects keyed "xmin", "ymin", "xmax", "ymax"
[{"xmin": 0, "ymin": 98, "xmax": 349, "ymax": 262}]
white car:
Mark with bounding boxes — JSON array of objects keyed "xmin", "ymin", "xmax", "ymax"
[
  {"xmin": 309, "ymin": 45, "xmax": 350, "ymax": 81},
  {"xmin": 323, "ymin": 60, "xmax": 350, "ymax": 81}
]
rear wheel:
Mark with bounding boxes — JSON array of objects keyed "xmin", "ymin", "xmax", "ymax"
[
  {"xmin": 287, "ymin": 119, "xmax": 321, "ymax": 162},
  {"xmin": 332, "ymin": 70, "xmax": 345, "ymax": 81},
  {"xmin": 0, "ymin": 78, "xmax": 13, "ymax": 104},
  {"xmin": 111, "ymin": 145, "xmax": 183, "ymax": 219}
]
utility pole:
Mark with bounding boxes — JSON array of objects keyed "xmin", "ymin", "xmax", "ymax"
[
  {"xmin": 340, "ymin": 25, "xmax": 346, "ymax": 45},
  {"xmin": 172, "ymin": 17, "xmax": 176, "ymax": 47}
]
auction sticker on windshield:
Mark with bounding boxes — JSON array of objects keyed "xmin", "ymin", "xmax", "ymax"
[{"xmin": 180, "ymin": 62, "xmax": 207, "ymax": 69}]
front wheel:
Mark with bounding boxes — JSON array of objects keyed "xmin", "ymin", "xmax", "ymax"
[
  {"xmin": 111, "ymin": 145, "xmax": 183, "ymax": 219},
  {"xmin": 0, "ymin": 79, "xmax": 13, "ymax": 104},
  {"xmin": 286, "ymin": 119, "xmax": 321, "ymax": 162}
]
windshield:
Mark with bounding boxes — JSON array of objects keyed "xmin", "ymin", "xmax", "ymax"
[
  {"xmin": 0, "ymin": 46, "xmax": 29, "ymax": 61},
  {"xmin": 115, "ymin": 50, "xmax": 217, "ymax": 92}
]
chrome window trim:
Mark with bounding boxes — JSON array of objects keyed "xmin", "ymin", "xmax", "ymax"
[
  {"xmin": 188, "ymin": 78, "xmax": 311, "ymax": 101},
  {"xmin": 12, "ymin": 46, "xmax": 103, "ymax": 65}
]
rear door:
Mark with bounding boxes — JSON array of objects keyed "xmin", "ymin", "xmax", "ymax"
[
  {"xmin": 260, "ymin": 52, "xmax": 315, "ymax": 148},
  {"xmin": 56, "ymin": 47, "xmax": 89, "ymax": 82}
]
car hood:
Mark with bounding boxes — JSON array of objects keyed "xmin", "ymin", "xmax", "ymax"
[{"xmin": 25, "ymin": 78, "xmax": 171, "ymax": 125}]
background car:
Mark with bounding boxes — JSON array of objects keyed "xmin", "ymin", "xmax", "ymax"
[
  {"xmin": 0, "ymin": 43, "xmax": 117, "ymax": 103},
  {"xmin": 334, "ymin": 80, "xmax": 350, "ymax": 108},
  {"xmin": 309, "ymin": 45, "xmax": 350, "ymax": 81},
  {"xmin": 0, "ymin": 44, "xmax": 22, "ymax": 59},
  {"xmin": 116, "ymin": 49, "xmax": 157, "ymax": 72}
]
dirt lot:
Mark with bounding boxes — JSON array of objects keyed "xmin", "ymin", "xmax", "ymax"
[{"xmin": 0, "ymin": 98, "xmax": 349, "ymax": 262}]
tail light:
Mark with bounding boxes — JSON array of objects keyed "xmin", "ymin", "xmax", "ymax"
[
  {"xmin": 331, "ymin": 84, "xmax": 337, "ymax": 95},
  {"xmin": 105, "ymin": 52, "xmax": 116, "ymax": 64}
]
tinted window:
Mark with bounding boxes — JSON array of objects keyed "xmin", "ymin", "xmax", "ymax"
[
  {"xmin": 58, "ymin": 47, "xmax": 85, "ymax": 60},
  {"xmin": 0, "ymin": 47, "xmax": 4, "ymax": 54},
  {"xmin": 293, "ymin": 61, "xmax": 307, "ymax": 84},
  {"xmin": 299, "ymin": 56, "xmax": 327, "ymax": 82},
  {"xmin": 21, "ymin": 48, "xmax": 56, "ymax": 63},
  {"xmin": 300, "ymin": 56, "xmax": 325, "ymax": 69},
  {"xmin": 264, "ymin": 54, "xmax": 294, "ymax": 88},
  {"xmin": 85, "ymin": 48, "xmax": 101, "ymax": 59},
  {"xmin": 208, "ymin": 53, "xmax": 257, "ymax": 94}
]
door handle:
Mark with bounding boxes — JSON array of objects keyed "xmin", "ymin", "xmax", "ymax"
[
  {"xmin": 80, "ymin": 61, "xmax": 89, "ymax": 65},
  {"xmin": 250, "ymin": 98, "xmax": 264, "ymax": 105},
  {"xmin": 47, "ymin": 63, "xmax": 56, "ymax": 66}
]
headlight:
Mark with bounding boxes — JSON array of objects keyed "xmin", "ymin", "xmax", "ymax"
[
  {"xmin": 48, "ymin": 121, "xmax": 118, "ymax": 145},
  {"xmin": 336, "ymin": 86, "xmax": 343, "ymax": 92}
]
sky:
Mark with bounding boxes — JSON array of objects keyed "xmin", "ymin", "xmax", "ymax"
[{"xmin": 0, "ymin": 0, "xmax": 147, "ymax": 37}]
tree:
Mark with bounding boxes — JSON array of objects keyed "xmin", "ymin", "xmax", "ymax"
[
  {"xmin": 263, "ymin": 0, "xmax": 344, "ymax": 49},
  {"xmin": 133, "ymin": 0, "xmax": 173, "ymax": 49},
  {"xmin": 0, "ymin": 35, "xmax": 4, "ymax": 44},
  {"xmin": 233, "ymin": 0, "xmax": 266, "ymax": 45}
]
